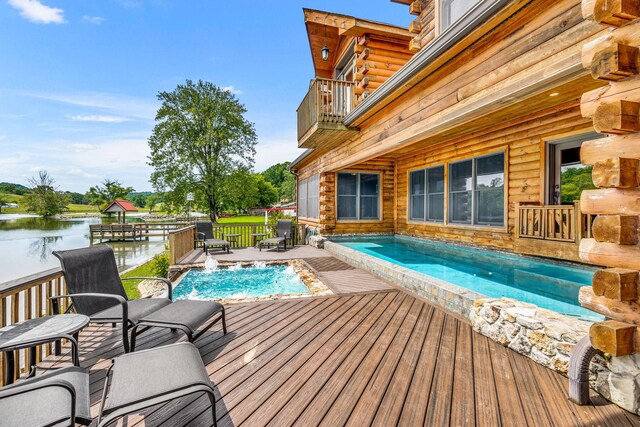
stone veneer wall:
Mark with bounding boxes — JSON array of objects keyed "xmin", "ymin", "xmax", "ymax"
[{"xmin": 325, "ymin": 237, "xmax": 640, "ymax": 414}]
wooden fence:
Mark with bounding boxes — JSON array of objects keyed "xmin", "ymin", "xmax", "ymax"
[
  {"xmin": 169, "ymin": 225, "xmax": 195, "ymax": 265},
  {"xmin": 0, "ymin": 268, "xmax": 69, "ymax": 385}
]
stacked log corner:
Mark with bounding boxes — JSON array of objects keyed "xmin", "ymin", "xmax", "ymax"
[
  {"xmin": 580, "ymin": 0, "xmax": 640, "ymax": 358},
  {"xmin": 401, "ymin": 0, "xmax": 436, "ymax": 53},
  {"xmin": 353, "ymin": 35, "xmax": 414, "ymax": 105}
]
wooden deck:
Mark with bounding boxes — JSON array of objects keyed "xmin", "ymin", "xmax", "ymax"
[{"xmin": 40, "ymin": 290, "xmax": 639, "ymax": 427}]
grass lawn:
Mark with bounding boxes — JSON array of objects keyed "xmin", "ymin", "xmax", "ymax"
[
  {"xmin": 218, "ymin": 215, "xmax": 265, "ymax": 224},
  {"xmin": 120, "ymin": 260, "xmax": 155, "ymax": 299},
  {"xmin": 1, "ymin": 192, "xmax": 99, "ymax": 215}
]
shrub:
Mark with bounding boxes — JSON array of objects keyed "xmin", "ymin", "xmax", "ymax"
[{"xmin": 151, "ymin": 252, "xmax": 170, "ymax": 278}]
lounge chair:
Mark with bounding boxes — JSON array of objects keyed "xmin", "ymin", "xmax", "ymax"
[
  {"xmin": 0, "ymin": 366, "xmax": 91, "ymax": 426},
  {"xmin": 52, "ymin": 245, "xmax": 226, "ymax": 353},
  {"xmin": 259, "ymin": 220, "xmax": 292, "ymax": 252},
  {"xmin": 98, "ymin": 342, "xmax": 217, "ymax": 427},
  {"xmin": 195, "ymin": 221, "xmax": 230, "ymax": 253}
]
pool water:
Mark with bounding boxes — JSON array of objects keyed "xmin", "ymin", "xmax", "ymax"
[
  {"xmin": 332, "ymin": 235, "xmax": 600, "ymax": 320},
  {"xmin": 174, "ymin": 263, "xmax": 310, "ymax": 300}
]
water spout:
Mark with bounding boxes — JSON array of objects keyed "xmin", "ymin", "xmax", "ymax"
[
  {"xmin": 228, "ymin": 263, "xmax": 242, "ymax": 271},
  {"xmin": 253, "ymin": 261, "xmax": 266, "ymax": 269},
  {"xmin": 204, "ymin": 255, "xmax": 218, "ymax": 273}
]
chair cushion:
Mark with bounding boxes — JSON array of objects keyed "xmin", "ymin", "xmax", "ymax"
[
  {"xmin": 205, "ymin": 239, "xmax": 228, "ymax": 246},
  {"xmin": 137, "ymin": 300, "xmax": 224, "ymax": 333},
  {"xmin": 0, "ymin": 366, "xmax": 90, "ymax": 426},
  {"xmin": 103, "ymin": 342, "xmax": 211, "ymax": 411},
  {"xmin": 91, "ymin": 298, "xmax": 171, "ymax": 324},
  {"xmin": 261, "ymin": 237, "xmax": 285, "ymax": 244}
]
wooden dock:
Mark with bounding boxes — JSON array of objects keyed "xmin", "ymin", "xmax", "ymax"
[
  {"xmin": 40, "ymin": 289, "xmax": 639, "ymax": 426},
  {"xmin": 89, "ymin": 222, "xmax": 188, "ymax": 242}
]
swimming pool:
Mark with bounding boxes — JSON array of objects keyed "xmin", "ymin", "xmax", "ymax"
[
  {"xmin": 330, "ymin": 235, "xmax": 598, "ymax": 320},
  {"xmin": 174, "ymin": 262, "xmax": 310, "ymax": 300}
]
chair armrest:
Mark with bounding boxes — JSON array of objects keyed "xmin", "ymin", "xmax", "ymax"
[
  {"xmin": 195, "ymin": 232, "xmax": 205, "ymax": 241},
  {"xmin": 121, "ymin": 277, "xmax": 173, "ymax": 300},
  {"xmin": 50, "ymin": 293, "xmax": 128, "ymax": 325},
  {"xmin": 0, "ymin": 378, "xmax": 77, "ymax": 424}
]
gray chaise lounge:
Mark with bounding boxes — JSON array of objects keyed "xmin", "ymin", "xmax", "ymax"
[
  {"xmin": 0, "ymin": 366, "xmax": 91, "ymax": 426},
  {"xmin": 52, "ymin": 245, "xmax": 226, "ymax": 353},
  {"xmin": 259, "ymin": 219, "xmax": 292, "ymax": 252},
  {"xmin": 195, "ymin": 221, "xmax": 230, "ymax": 253}
]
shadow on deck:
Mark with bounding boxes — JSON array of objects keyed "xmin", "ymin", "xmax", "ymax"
[{"xmin": 40, "ymin": 290, "xmax": 639, "ymax": 426}]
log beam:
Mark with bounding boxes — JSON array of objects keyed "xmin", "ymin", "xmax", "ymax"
[
  {"xmin": 590, "ymin": 320, "xmax": 636, "ymax": 356},
  {"xmin": 579, "ymin": 238, "xmax": 640, "ymax": 269},
  {"xmin": 582, "ymin": 0, "xmax": 640, "ymax": 27},
  {"xmin": 593, "ymin": 100, "xmax": 640, "ymax": 134},
  {"xmin": 580, "ymin": 188, "xmax": 640, "ymax": 214},
  {"xmin": 591, "ymin": 43, "xmax": 640, "ymax": 81},
  {"xmin": 592, "ymin": 215, "xmax": 639, "ymax": 244},
  {"xmin": 592, "ymin": 157, "xmax": 640, "ymax": 187},
  {"xmin": 593, "ymin": 268, "xmax": 639, "ymax": 300},
  {"xmin": 409, "ymin": 0, "xmax": 421, "ymax": 15},
  {"xmin": 581, "ymin": 134, "xmax": 640, "ymax": 165},
  {"xmin": 580, "ymin": 286, "xmax": 640, "ymax": 325}
]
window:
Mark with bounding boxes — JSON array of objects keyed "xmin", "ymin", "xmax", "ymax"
[
  {"xmin": 337, "ymin": 172, "xmax": 380, "ymax": 220},
  {"xmin": 448, "ymin": 153, "xmax": 504, "ymax": 226},
  {"xmin": 297, "ymin": 174, "xmax": 319, "ymax": 219},
  {"xmin": 298, "ymin": 178, "xmax": 307, "ymax": 218},
  {"xmin": 441, "ymin": 0, "xmax": 479, "ymax": 32},
  {"xmin": 409, "ymin": 165, "xmax": 444, "ymax": 222}
]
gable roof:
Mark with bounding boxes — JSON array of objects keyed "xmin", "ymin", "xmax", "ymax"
[{"xmin": 103, "ymin": 199, "xmax": 138, "ymax": 213}]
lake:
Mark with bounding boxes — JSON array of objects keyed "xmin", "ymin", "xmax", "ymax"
[{"xmin": 0, "ymin": 214, "xmax": 168, "ymax": 284}]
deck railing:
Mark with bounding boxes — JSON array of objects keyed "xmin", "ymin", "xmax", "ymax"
[
  {"xmin": 169, "ymin": 223, "xmax": 307, "ymax": 265},
  {"xmin": 0, "ymin": 268, "xmax": 69, "ymax": 385},
  {"xmin": 90, "ymin": 222, "xmax": 191, "ymax": 241},
  {"xmin": 516, "ymin": 201, "xmax": 595, "ymax": 243},
  {"xmin": 297, "ymin": 78, "xmax": 355, "ymax": 140}
]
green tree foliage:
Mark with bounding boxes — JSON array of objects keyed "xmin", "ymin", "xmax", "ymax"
[
  {"xmin": 255, "ymin": 174, "xmax": 279, "ymax": 207},
  {"xmin": 65, "ymin": 192, "xmax": 88, "ymax": 205},
  {"xmin": 145, "ymin": 193, "xmax": 162, "ymax": 213},
  {"xmin": 148, "ymin": 80, "xmax": 257, "ymax": 222},
  {"xmin": 560, "ymin": 166, "xmax": 595, "ymax": 203},
  {"xmin": 261, "ymin": 162, "xmax": 295, "ymax": 200},
  {"xmin": 0, "ymin": 182, "xmax": 30, "ymax": 195},
  {"xmin": 0, "ymin": 195, "xmax": 7, "ymax": 213},
  {"xmin": 85, "ymin": 179, "xmax": 135, "ymax": 211},
  {"xmin": 23, "ymin": 171, "xmax": 70, "ymax": 218}
]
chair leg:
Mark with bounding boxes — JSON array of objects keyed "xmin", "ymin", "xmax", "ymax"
[
  {"xmin": 122, "ymin": 326, "xmax": 130, "ymax": 353},
  {"xmin": 222, "ymin": 308, "xmax": 227, "ymax": 334},
  {"xmin": 207, "ymin": 390, "xmax": 218, "ymax": 427}
]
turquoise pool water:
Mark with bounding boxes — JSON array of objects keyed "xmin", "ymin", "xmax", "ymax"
[
  {"xmin": 332, "ymin": 235, "xmax": 600, "ymax": 320},
  {"xmin": 174, "ymin": 263, "xmax": 310, "ymax": 300}
]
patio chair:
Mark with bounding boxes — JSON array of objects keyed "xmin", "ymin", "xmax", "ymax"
[
  {"xmin": 52, "ymin": 245, "xmax": 226, "ymax": 353},
  {"xmin": 0, "ymin": 366, "xmax": 91, "ymax": 426},
  {"xmin": 195, "ymin": 221, "xmax": 230, "ymax": 254},
  {"xmin": 259, "ymin": 220, "xmax": 292, "ymax": 252},
  {"xmin": 97, "ymin": 342, "xmax": 217, "ymax": 427}
]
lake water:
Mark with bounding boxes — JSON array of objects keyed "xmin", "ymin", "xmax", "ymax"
[{"xmin": 0, "ymin": 214, "xmax": 168, "ymax": 284}]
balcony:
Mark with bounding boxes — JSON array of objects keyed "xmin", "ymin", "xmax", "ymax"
[{"xmin": 297, "ymin": 78, "xmax": 359, "ymax": 149}]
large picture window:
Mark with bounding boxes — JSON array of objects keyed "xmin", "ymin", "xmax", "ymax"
[
  {"xmin": 448, "ymin": 153, "xmax": 504, "ymax": 227},
  {"xmin": 441, "ymin": 0, "xmax": 479, "ymax": 32},
  {"xmin": 337, "ymin": 172, "xmax": 380, "ymax": 220},
  {"xmin": 297, "ymin": 174, "xmax": 319, "ymax": 219},
  {"xmin": 409, "ymin": 165, "xmax": 444, "ymax": 222}
]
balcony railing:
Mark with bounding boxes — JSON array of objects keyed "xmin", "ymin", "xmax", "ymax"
[
  {"xmin": 516, "ymin": 201, "xmax": 595, "ymax": 244},
  {"xmin": 297, "ymin": 78, "xmax": 355, "ymax": 141}
]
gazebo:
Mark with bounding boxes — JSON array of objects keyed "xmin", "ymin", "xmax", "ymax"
[{"xmin": 103, "ymin": 199, "xmax": 138, "ymax": 223}]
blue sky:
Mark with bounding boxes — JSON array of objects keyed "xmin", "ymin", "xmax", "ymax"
[{"xmin": 0, "ymin": 1, "xmax": 410, "ymax": 193}]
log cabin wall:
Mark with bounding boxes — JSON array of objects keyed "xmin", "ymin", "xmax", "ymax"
[
  {"xmin": 406, "ymin": 0, "xmax": 437, "ymax": 52},
  {"xmin": 394, "ymin": 102, "xmax": 593, "ymax": 250},
  {"xmin": 302, "ymin": 0, "xmax": 606, "ymax": 172},
  {"xmin": 298, "ymin": 159, "xmax": 396, "ymax": 234},
  {"xmin": 354, "ymin": 35, "xmax": 414, "ymax": 104}
]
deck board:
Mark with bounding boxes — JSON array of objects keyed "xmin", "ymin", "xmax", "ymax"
[{"xmin": 34, "ymin": 290, "xmax": 640, "ymax": 427}]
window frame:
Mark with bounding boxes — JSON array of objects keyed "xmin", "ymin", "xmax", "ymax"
[
  {"xmin": 336, "ymin": 171, "xmax": 382, "ymax": 222},
  {"xmin": 408, "ymin": 165, "xmax": 445, "ymax": 223},
  {"xmin": 297, "ymin": 174, "xmax": 320, "ymax": 220},
  {"xmin": 439, "ymin": 0, "xmax": 480, "ymax": 34}
]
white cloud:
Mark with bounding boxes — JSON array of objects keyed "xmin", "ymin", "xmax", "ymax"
[
  {"xmin": 81, "ymin": 15, "xmax": 105, "ymax": 25},
  {"xmin": 68, "ymin": 114, "xmax": 131, "ymax": 123},
  {"xmin": 25, "ymin": 91, "xmax": 158, "ymax": 121},
  {"xmin": 7, "ymin": 0, "xmax": 65, "ymax": 24},
  {"xmin": 223, "ymin": 86, "xmax": 243, "ymax": 95},
  {"xmin": 254, "ymin": 132, "xmax": 300, "ymax": 172},
  {"xmin": 70, "ymin": 143, "xmax": 95, "ymax": 152}
]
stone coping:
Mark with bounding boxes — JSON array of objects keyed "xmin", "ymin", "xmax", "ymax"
[{"xmin": 141, "ymin": 260, "xmax": 332, "ymax": 304}]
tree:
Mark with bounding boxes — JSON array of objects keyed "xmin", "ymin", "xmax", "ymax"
[
  {"xmin": 145, "ymin": 194, "xmax": 161, "ymax": 213},
  {"xmin": 148, "ymin": 79, "xmax": 257, "ymax": 222},
  {"xmin": 220, "ymin": 169, "xmax": 259, "ymax": 213},
  {"xmin": 66, "ymin": 192, "xmax": 88, "ymax": 205},
  {"xmin": 255, "ymin": 174, "xmax": 279, "ymax": 207},
  {"xmin": 0, "ymin": 195, "xmax": 7, "ymax": 213},
  {"xmin": 279, "ymin": 171, "xmax": 296, "ymax": 201},
  {"xmin": 23, "ymin": 171, "xmax": 70, "ymax": 218},
  {"xmin": 85, "ymin": 179, "xmax": 135, "ymax": 210}
]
